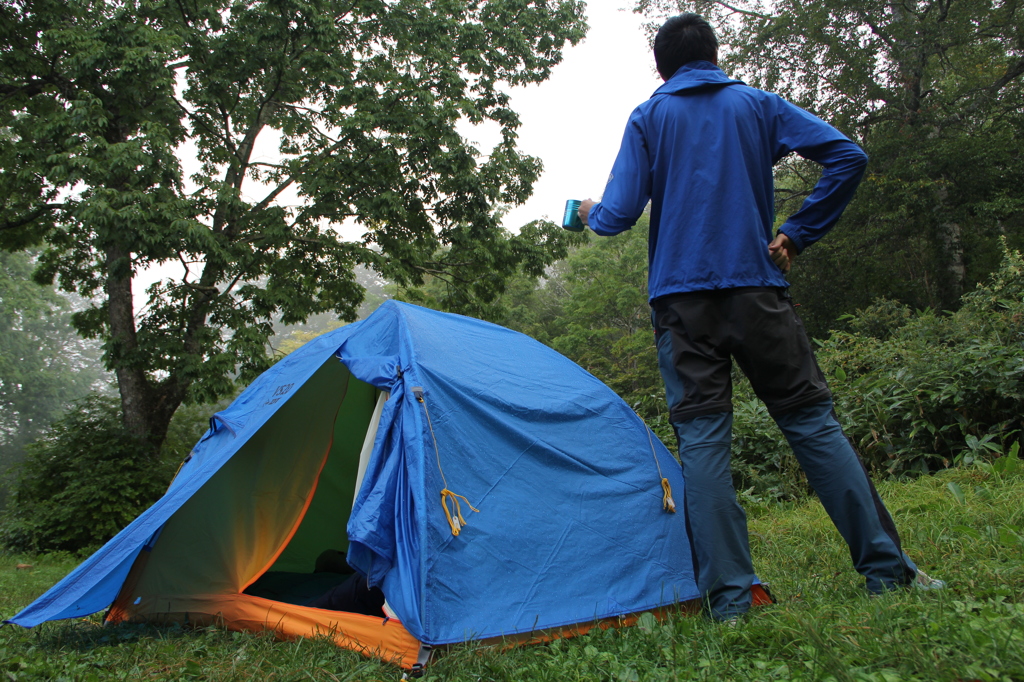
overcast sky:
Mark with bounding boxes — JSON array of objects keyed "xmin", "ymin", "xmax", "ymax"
[{"xmin": 491, "ymin": 3, "xmax": 660, "ymax": 230}]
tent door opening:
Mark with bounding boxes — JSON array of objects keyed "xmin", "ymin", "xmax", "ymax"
[{"xmin": 241, "ymin": 369, "xmax": 387, "ymax": 608}]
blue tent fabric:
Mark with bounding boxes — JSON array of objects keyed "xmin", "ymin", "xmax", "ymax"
[
  {"xmin": 6, "ymin": 323, "xmax": 352, "ymax": 629},
  {"xmin": 8, "ymin": 301, "xmax": 699, "ymax": 644}
]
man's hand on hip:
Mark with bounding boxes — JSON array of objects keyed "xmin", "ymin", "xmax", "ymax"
[{"xmin": 769, "ymin": 232, "xmax": 796, "ymax": 274}]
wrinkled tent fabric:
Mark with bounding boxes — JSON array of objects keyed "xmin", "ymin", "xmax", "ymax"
[{"xmin": 8, "ymin": 301, "xmax": 702, "ymax": 654}]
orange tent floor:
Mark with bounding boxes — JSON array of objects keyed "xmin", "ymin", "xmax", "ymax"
[{"xmin": 107, "ymin": 584, "xmax": 774, "ymax": 671}]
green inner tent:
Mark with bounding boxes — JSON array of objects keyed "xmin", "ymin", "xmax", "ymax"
[
  {"xmin": 124, "ymin": 359, "xmax": 383, "ymax": 604},
  {"xmin": 270, "ymin": 373, "xmax": 380, "ymax": 573}
]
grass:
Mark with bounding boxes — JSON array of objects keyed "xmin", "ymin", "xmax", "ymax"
[{"xmin": 2, "ymin": 467, "xmax": 1022, "ymax": 681}]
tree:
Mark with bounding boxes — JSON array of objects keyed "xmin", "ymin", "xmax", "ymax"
[
  {"xmin": 0, "ymin": 251, "xmax": 105, "ymax": 488},
  {"xmin": 550, "ymin": 217, "xmax": 662, "ymax": 417},
  {"xmin": 1, "ymin": 0, "xmax": 587, "ymax": 454},
  {"xmin": 636, "ymin": 0, "xmax": 1024, "ymax": 336}
]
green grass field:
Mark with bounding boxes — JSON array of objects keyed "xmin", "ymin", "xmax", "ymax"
[{"xmin": 2, "ymin": 467, "xmax": 1022, "ymax": 681}]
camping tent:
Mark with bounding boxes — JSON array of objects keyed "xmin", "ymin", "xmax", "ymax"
[{"xmin": 7, "ymin": 301, "xmax": 769, "ymax": 669}]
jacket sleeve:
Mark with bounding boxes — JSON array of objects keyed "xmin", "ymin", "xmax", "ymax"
[
  {"xmin": 773, "ymin": 99, "xmax": 868, "ymax": 253},
  {"xmin": 587, "ymin": 108, "xmax": 651, "ymax": 236}
]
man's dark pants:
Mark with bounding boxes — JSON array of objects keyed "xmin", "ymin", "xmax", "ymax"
[{"xmin": 652, "ymin": 287, "xmax": 917, "ymax": 620}]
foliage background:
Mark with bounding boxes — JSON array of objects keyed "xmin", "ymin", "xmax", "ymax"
[
  {"xmin": 400, "ymin": 226, "xmax": 1024, "ymax": 505},
  {"xmin": 0, "ymin": 0, "xmax": 588, "ymax": 458},
  {"xmin": 0, "ymin": 251, "xmax": 107, "ymax": 508}
]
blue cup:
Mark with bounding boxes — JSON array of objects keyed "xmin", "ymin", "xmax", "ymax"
[{"xmin": 562, "ymin": 199, "xmax": 584, "ymax": 231}]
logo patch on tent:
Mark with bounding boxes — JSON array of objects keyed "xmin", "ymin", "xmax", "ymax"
[{"xmin": 264, "ymin": 383, "xmax": 295, "ymax": 406}]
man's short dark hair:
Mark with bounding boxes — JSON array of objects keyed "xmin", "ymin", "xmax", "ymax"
[{"xmin": 654, "ymin": 14, "xmax": 718, "ymax": 80}]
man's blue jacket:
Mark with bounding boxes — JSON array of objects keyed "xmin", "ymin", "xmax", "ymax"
[{"xmin": 587, "ymin": 61, "xmax": 868, "ymax": 301}]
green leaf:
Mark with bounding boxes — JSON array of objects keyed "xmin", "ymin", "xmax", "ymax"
[
  {"xmin": 951, "ymin": 524, "xmax": 980, "ymax": 540},
  {"xmin": 636, "ymin": 611, "xmax": 657, "ymax": 633},
  {"xmin": 997, "ymin": 526, "xmax": 1022, "ymax": 547},
  {"xmin": 947, "ymin": 481, "xmax": 967, "ymax": 505}
]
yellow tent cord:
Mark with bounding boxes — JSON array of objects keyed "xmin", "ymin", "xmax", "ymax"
[
  {"xmin": 414, "ymin": 387, "xmax": 480, "ymax": 536},
  {"xmin": 660, "ymin": 477, "xmax": 676, "ymax": 513},
  {"xmin": 165, "ymin": 458, "xmax": 188, "ymax": 493},
  {"xmin": 440, "ymin": 489, "xmax": 479, "ymax": 536},
  {"xmin": 641, "ymin": 416, "xmax": 676, "ymax": 513}
]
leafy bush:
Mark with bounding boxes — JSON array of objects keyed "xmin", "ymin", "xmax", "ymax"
[
  {"xmin": 730, "ymin": 241, "xmax": 1024, "ymax": 499},
  {"xmin": 0, "ymin": 395, "xmax": 177, "ymax": 553},
  {"xmin": 823, "ymin": 242, "xmax": 1024, "ymax": 474}
]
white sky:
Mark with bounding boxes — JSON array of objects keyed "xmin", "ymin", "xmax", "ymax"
[{"xmin": 488, "ymin": 3, "xmax": 660, "ymax": 229}]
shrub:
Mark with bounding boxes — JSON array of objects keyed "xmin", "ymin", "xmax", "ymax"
[
  {"xmin": 0, "ymin": 395, "xmax": 177, "ymax": 553},
  {"xmin": 728, "ymin": 241, "xmax": 1024, "ymax": 500},
  {"xmin": 822, "ymin": 243, "xmax": 1024, "ymax": 475}
]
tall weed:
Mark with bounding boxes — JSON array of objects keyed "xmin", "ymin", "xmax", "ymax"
[{"xmin": 824, "ymin": 242, "xmax": 1024, "ymax": 474}]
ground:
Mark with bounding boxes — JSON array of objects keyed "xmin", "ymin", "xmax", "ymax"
[{"xmin": 2, "ymin": 468, "xmax": 1022, "ymax": 681}]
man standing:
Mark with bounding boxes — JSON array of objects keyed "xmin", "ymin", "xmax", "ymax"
[{"xmin": 579, "ymin": 14, "xmax": 943, "ymax": 622}]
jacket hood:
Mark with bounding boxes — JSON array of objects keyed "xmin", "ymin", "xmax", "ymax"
[{"xmin": 653, "ymin": 61, "xmax": 744, "ymax": 96}]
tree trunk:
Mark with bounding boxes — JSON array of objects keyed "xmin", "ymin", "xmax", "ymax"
[
  {"xmin": 933, "ymin": 181, "xmax": 965, "ymax": 307},
  {"xmin": 937, "ymin": 219, "xmax": 965, "ymax": 306},
  {"xmin": 104, "ymin": 244, "xmax": 186, "ymax": 456},
  {"xmin": 104, "ymin": 244, "xmax": 149, "ymax": 438},
  {"xmin": 889, "ymin": 2, "xmax": 927, "ymax": 122}
]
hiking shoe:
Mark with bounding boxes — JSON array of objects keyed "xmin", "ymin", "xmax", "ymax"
[
  {"xmin": 913, "ymin": 569, "xmax": 946, "ymax": 591},
  {"xmin": 868, "ymin": 569, "xmax": 946, "ymax": 597}
]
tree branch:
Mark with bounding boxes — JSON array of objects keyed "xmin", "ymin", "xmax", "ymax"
[
  {"xmin": 246, "ymin": 136, "xmax": 353, "ymax": 217},
  {"xmin": 988, "ymin": 56, "xmax": 1024, "ymax": 96},
  {"xmin": 170, "ymin": 94, "xmax": 224, "ymax": 143},
  {"xmin": 177, "ymin": 250, "xmax": 193, "ymax": 284},
  {"xmin": 712, "ymin": 0, "xmax": 773, "ymax": 20},
  {"xmin": 0, "ymin": 71, "xmax": 79, "ymax": 105},
  {"xmin": 217, "ymin": 271, "xmax": 245, "ymax": 299},
  {"xmin": 248, "ymin": 92, "xmax": 408, "ymax": 221},
  {"xmin": 0, "ymin": 80, "xmax": 49, "ymax": 101},
  {"xmin": 857, "ymin": 12, "xmax": 897, "ymax": 51},
  {"xmin": 0, "ymin": 203, "xmax": 64, "ymax": 232}
]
